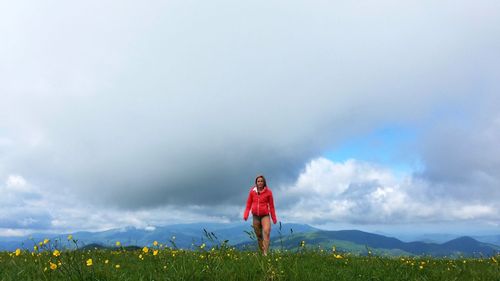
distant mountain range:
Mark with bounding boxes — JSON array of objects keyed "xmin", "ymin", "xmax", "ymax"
[
  {"xmin": 1, "ymin": 222, "xmax": 499, "ymax": 257},
  {"xmin": 243, "ymin": 229, "xmax": 500, "ymax": 257},
  {"xmin": 0, "ymin": 222, "xmax": 315, "ymax": 252}
]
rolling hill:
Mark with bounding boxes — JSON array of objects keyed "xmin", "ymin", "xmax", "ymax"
[{"xmin": 237, "ymin": 229, "xmax": 500, "ymax": 257}]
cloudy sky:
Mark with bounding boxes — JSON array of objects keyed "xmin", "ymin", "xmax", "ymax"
[{"xmin": 1, "ymin": 0, "xmax": 499, "ymax": 237}]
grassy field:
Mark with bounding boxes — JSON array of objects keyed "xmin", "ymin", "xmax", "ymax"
[{"xmin": 1, "ymin": 237, "xmax": 499, "ymax": 281}]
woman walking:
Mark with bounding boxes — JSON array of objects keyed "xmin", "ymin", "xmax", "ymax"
[{"xmin": 243, "ymin": 175, "xmax": 277, "ymax": 256}]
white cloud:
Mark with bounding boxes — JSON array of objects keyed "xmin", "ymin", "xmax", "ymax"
[
  {"xmin": 277, "ymin": 158, "xmax": 500, "ymax": 225},
  {"xmin": 5, "ymin": 175, "xmax": 29, "ymax": 191},
  {"xmin": 450, "ymin": 205, "xmax": 496, "ymax": 220},
  {"xmin": 0, "ymin": 175, "xmax": 51, "ymax": 231},
  {"xmin": 1, "ymin": 174, "xmax": 41, "ymax": 204},
  {"xmin": 144, "ymin": 226, "xmax": 156, "ymax": 232},
  {"xmin": 0, "ymin": 228, "xmax": 27, "ymax": 237}
]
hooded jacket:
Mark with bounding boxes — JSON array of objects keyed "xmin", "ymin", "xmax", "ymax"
[{"xmin": 243, "ymin": 185, "xmax": 277, "ymax": 224}]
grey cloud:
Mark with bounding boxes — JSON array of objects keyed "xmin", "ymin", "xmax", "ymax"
[
  {"xmin": 416, "ymin": 109, "xmax": 500, "ymax": 202},
  {"xmin": 340, "ymin": 182, "xmax": 380, "ymax": 200},
  {"xmin": 0, "ymin": 209, "xmax": 52, "ymax": 230},
  {"xmin": 1, "ymin": 0, "xmax": 499, "ymax": 214}
]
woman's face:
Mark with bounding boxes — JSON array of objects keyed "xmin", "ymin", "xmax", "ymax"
[{"xmin": 256, "ymin": 177, "xmax": 265, "ymax": 188}]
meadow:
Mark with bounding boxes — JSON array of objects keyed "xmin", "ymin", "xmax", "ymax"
[{"xmin": 1, "ymin": 235, "xmax": 499, "ymax": 281}]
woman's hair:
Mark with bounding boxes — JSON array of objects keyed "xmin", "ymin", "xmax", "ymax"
[{"xmin": 255, "ymin": 175, "xmax": 267, "ymax": 187}]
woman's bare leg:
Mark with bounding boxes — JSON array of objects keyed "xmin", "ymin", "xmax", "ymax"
[
  {"xmin": 252, "ymin": 217, "xmax": 263, "ymax": 253},
  {"xmin": 261, "ymin": 216, "xmax": 271, "ymax": 256}
]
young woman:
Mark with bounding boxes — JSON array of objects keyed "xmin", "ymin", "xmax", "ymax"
[{"xmin": 243, "ymin": 175, "xmax": 277, "ymax": 256}]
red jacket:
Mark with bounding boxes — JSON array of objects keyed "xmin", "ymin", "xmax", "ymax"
[{"xmin": 243, "ymin": 186, "xmax": 277, "ymax": 224}]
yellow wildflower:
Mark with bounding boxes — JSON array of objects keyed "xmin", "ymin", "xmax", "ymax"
[
  {"xmin": 153, "ymin": 250, "xmax": 158, "ymax": 256},
  {"xmin": 115, "ymin": 264, "xmax": 120, "ymax": 269},
  {"xmin": 43, "ymin": 239, "xmax": 49, "ymax": 245},
  {"xmin": 142, "ymin": 246, "xmax": 149, "ymax": 253},
  {"xmin": 153, "ymin": 241, "xmax": 158, "ymax": 246},
  {"xmin": 86, "ymin": 258, "xmax": 93, "ymax": 266},
  {"xmin": 33, "ymin": 245, "xmax": 38, "ymax": 251},
  {"xmin": 53, "ymin": 250, "xmax": 60, "ymax": 257},
  {"xmin": 67, "ymin": 235, "xmax": 73, "ymax": 240},
  {"xmin": 115, "ymin": 241, "xmax": 121, "ymax": 247},
  {"xmin": 39, "ymin": 242, "xmax": 43, "ymax": 246},
  {"xmin": 105, "ymin": 259, "xmax": 109, "ymax": 264},
  {"xmin": 50, "ymin": 262, "xmax": 57, "ymax": 270},
  {"xmin": 200, "ymin": 243, "xmax": 206, "ymax": 249},
  {"xmin": 15, "ymin": 249, "xmax": 21, "ymax": 256}
]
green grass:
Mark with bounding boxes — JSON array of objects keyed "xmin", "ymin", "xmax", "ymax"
[{"xmin": 2, "ymin": 240, "xmax": 500, "ymax": 281}]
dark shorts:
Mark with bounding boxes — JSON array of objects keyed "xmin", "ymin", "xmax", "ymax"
[{"xmin": 252, "ymin": 214, "xmax": 270, "ymax": 223}]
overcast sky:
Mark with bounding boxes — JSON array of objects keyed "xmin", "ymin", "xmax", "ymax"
[{"xmin": 1, "ymin": 0, "xmax": 500, "ymax": 237}]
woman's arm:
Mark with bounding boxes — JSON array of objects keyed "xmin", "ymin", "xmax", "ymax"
[
  {"xmin": 269, "ymin": 190, "xmax": 277, "ymax": 224},
  {"xmin": 243, "ymin": 190, "xmax": 253, "ymax": 221}
]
